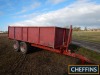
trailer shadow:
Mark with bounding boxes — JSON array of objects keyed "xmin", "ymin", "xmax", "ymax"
[
  {"xmin": 28, "ymin": 46, "xmax": 43, "ymax": 54},
  {"xmin": 68, "ymin": 44, "xmax": 81, "ymax": 53}
]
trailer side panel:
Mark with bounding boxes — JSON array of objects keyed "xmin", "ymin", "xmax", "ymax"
[
  {"xmin": 8, "ymin": 26, "xmax": 71, "ymax": 49},
  {"xmin": 15, "ymin": 27, "xmax": 22, "ymax": 40},
  {"xmin": 28, "ymin": 27, "xmax": 39, "ymax": 44},
  {"xmin": 40, "ymin": 27, "xmax": 55, "ymax": 48},
  {"xmin": 22, "ymin": 27, "xmax": 28, "ymax": 41}
]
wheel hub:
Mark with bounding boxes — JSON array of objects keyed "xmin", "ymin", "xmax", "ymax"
[
  {"xmin": 14, "ymin": 44, "xmax": 18, "ymax": 49},
  {"xmin": 20, "ymin": 46, "xmax": 26, "ymax": 53}
]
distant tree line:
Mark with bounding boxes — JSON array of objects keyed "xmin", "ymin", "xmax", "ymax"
[
  {"xmin": 4, "ymin": 31, "xmax": 8, "ymax": 33},
  {"xmin": 0, "ymin": 31, "xmax": 8, "ymax": 33},
  {"xmin": 73, "ymin": 26, "xmax": 100, "ymax": 31},
  {"xmin": 73, "ymin": 27, "xmax": 81, "ymax": 31}
]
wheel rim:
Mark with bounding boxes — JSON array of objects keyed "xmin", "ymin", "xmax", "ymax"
[
  {"xmin": 13, "ymin": 42, "xmax": 19, "ymax": 50},
  {"xmin": 20, "ymin": 46, "xmax": 26, "ymax": 53},
  {"xmin": 20, "ymin": 43, "xmax": 27, "ymax": 54}
]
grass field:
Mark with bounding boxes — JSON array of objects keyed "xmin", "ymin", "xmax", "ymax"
[
  {"xmin": 69, "ymin": 44, "xmax": 100, "ymax": 64},
  {"xmin": 72, "ymin": 31, "xmax": 100, "ymax": 43},
  {"xmin": 72, "ymin": 31, "xmax": 100, "ymax": 63}
]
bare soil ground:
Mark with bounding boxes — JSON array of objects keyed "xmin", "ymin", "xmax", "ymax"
[{"xmin": 0, "ymin": 34, "xmax": 81, "ymax": 75}]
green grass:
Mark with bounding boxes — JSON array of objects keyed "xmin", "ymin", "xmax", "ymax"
[
  {"xmin": 77, "ymin": 47, "xmax": 100, "ymax": 63},
  {"xmin": 72, "ymin": 31, "xmax": 100, "ymax": 43},
  {"xmin": 69, "ymin": 44, "xmax": 100, "ymax": 64},
  {"xmin": 72, "ymin": 31, "xmax": 100, "ymax": 64}
]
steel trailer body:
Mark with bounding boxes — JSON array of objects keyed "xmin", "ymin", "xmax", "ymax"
[
  {"xmin": 8, "ymin": 26, "xmax": 70, "ymax": 49},
  {"xmin": 8, "ymin": 25, "xmax": 92, "ymax": 64}
]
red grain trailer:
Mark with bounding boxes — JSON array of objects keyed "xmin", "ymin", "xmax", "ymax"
[{"xmin": 8, "ymin": 25, "xmax": 92, "ymax": 64}]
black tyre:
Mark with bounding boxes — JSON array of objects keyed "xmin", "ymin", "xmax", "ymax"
[
  {"xmin": 13, "ymin": 40, "xmax": 20, "ymax": 52},
  {"xmin": 20, "ymin": 42, "xmax": 30, "ymax": 54}
]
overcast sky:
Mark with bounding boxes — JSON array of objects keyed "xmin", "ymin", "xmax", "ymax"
[{"xmin": 0, "ymin": 0, "xmax": 100, "ymax": 31}]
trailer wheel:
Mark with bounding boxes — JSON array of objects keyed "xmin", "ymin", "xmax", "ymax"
[
  {"xmin": 20, "ymin": 42, "xmax": 29, "ymax": 54},
  {"xmin": 13, "ymin": 40, "xmax": 20, "ymax": 52}
]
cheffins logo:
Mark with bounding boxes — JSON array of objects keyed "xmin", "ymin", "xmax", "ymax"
[{"xmin": 68, "ymin": 65, "xmax": 99, "ymax": 74}]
